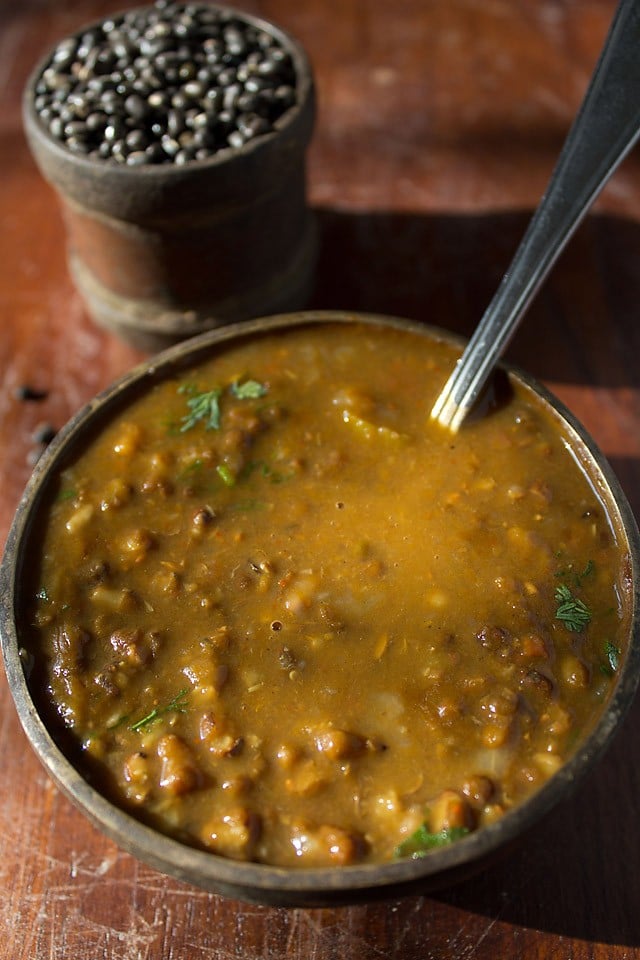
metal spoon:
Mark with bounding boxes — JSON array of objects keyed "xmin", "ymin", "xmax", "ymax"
[{"xmin": 431, "ymin": 0, "xmax": 640, "ymax": 432}]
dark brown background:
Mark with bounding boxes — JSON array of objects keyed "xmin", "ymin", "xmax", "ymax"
[{"xmin": 1, "ymin": 1, "xmax": 639, "ymax": 957}]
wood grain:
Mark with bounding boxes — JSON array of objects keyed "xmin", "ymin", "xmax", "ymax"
[{"xmin": 1, "ymin": 1, "xmax": 639, "ymax": 957}]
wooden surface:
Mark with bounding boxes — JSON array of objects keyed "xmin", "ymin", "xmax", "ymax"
[{"xmin": 2, "ymin": 1, "xmax": 640, "ymax": 957}]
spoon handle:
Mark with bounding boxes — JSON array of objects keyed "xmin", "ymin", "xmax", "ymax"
[{"xmin": 431, "ymin": 0, "xmax": 640, "ymax": 432}]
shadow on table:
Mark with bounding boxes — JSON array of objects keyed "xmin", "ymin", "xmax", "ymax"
[
  {"xmin": 309, "ymin": 204, "xmax": 640, "ymax": 391},
  {"xmin": 433, "ymin": 690, "xmax": 640, "ymax": 947},
  {"xmin": 310, "ymin": 205, "xmax": 640, "ymax": 521},
  {"xmin": 306, "ymin": 205, "xmax": 640, "ymax": 948}
]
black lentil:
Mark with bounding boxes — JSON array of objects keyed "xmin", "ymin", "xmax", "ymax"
[
  {"xmin": 15, "ymin": 384, "xmax": 49, "ymax": 402},
  {"xmin": 31, "ymin": 422, "xmax": 57, "ymax": 446},
  {"xmin": 27, "ymin": 421, "xmax": 58, "ymax": 467},
  {"xmin": 32, "ymin": 1, "xmax": 298, "ymax": 165}
]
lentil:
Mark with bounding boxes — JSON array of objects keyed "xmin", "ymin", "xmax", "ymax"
[
  {"xmin": 15, "ymin": 384, "xmax": 49, "ymax": 402},
  {"xmin": 32, "ymin": 1, "xmax": 299, "ymax": 164},
  {"xmin": 27, "ymin": 421, "xmax": 58, "ymax": 467},
  {"xmin": 31, "ymin": 422, "xmax": 57, "ymax": 446}
]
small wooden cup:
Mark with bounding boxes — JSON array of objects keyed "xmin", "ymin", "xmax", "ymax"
[{"xmin": 22, "ymin": 6, "xmax": 316, "ymax": 351}]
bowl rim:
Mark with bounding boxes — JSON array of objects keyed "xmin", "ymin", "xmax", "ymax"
[{"xmin": 2, "ymin": 309, "xmax": 639, "ymax": 907}]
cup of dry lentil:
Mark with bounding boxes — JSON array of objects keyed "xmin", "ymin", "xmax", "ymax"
[{"xmin": 23, "ymin": 0, "xmax": 316, "ymax": 350}]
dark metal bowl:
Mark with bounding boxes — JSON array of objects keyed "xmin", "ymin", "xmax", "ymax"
[{"xmin": 2, "ymin": 311, "xmax": 639, "ymax": 907}]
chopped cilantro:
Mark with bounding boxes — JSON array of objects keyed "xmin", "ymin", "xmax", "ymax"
[
  {"xmin": 178, "ymin": 385, "xmax": 222, "ymax": 432},
  {"xmin": 177, "ymin": 378, "xmax": 267, "ymax": 433},
  {"xmin": 243, "ymin": 459, "xmax": 293, "ymax": 484},
  {"xmin": 231, "ymin": 379, "xmax": 267, "ymax": 400},
  {"xmin": 577, "ymin": 560, "xmax": 595, "ymax": 585},
  {"xmin": 130, "ymin": 688, "xmax": 190, "ymax": 732},
  {"xmin": 554, "ymin": 584, "xmax": 592, "ymax": 632},
  {"xmin": 216, "ymin": 463, "xmax": 235, "ymax": 487},
  {"xmin": 394, "ymin": 824, "xmax": 469, "ymax": 859},
  {"xmin": 601, "ymin": 641, "xmax": 621, "ymax": 676},
  {"xmin": 554, "ymin": 559, "xmax": 595, "ymax": 588}
]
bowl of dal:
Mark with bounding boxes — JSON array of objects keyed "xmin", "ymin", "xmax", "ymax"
[{"xmin": 1, "ymin": 310, "xmax": 639, "ymax": 906}]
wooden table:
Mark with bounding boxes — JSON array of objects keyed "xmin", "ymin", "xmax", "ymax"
[{"xmin": 2, "ymin": 1, "xmax": 640, "ymax": 957}]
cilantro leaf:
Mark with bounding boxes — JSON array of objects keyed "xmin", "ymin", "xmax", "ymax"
[
  {"xmin": 216, "ymin": 463, "xmax": 235, "ymax": 487},
  {"xmin": 394, "ymin": 824, "xmax": 469, "ymax": 859},
  {"xmin": 554, "ymin": 584, "xmax": 592, "ymax": 632},
  {"xmin": 177, "ymin": 379, "xmax": 266, "ymax": 432},
  {"xmin": 178, "ymin": 385, "xmax": 222, "ymax": 432},
  {"xmin": 231, "ymin": 379, "xmax": 267, "ymax": 400},
  {"xmin": 601, "ymin": 640, "xmax": 621, "ymax": 676},
  {"xmin": 130, "ymin": 688, "xmax": 190, "ymax": 732}
]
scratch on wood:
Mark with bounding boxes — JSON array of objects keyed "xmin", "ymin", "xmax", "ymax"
[
  {"xmin": 68, "ymin": 849, "xmax": 119, "ymax": 880},
  {"xmin": 444, "ymin": 889, "xmax": 512, "ymax": 959},
  {"xmin": 56, "ymin": 908, "xmax": 157, "ymax": 960},
  {"xmin": 391, "ymin": 897, "xmax": 429, "ymax": 954},
  {"xmin": 285, "ymin": 907, "xmax": 391, "ymax": 960}
]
